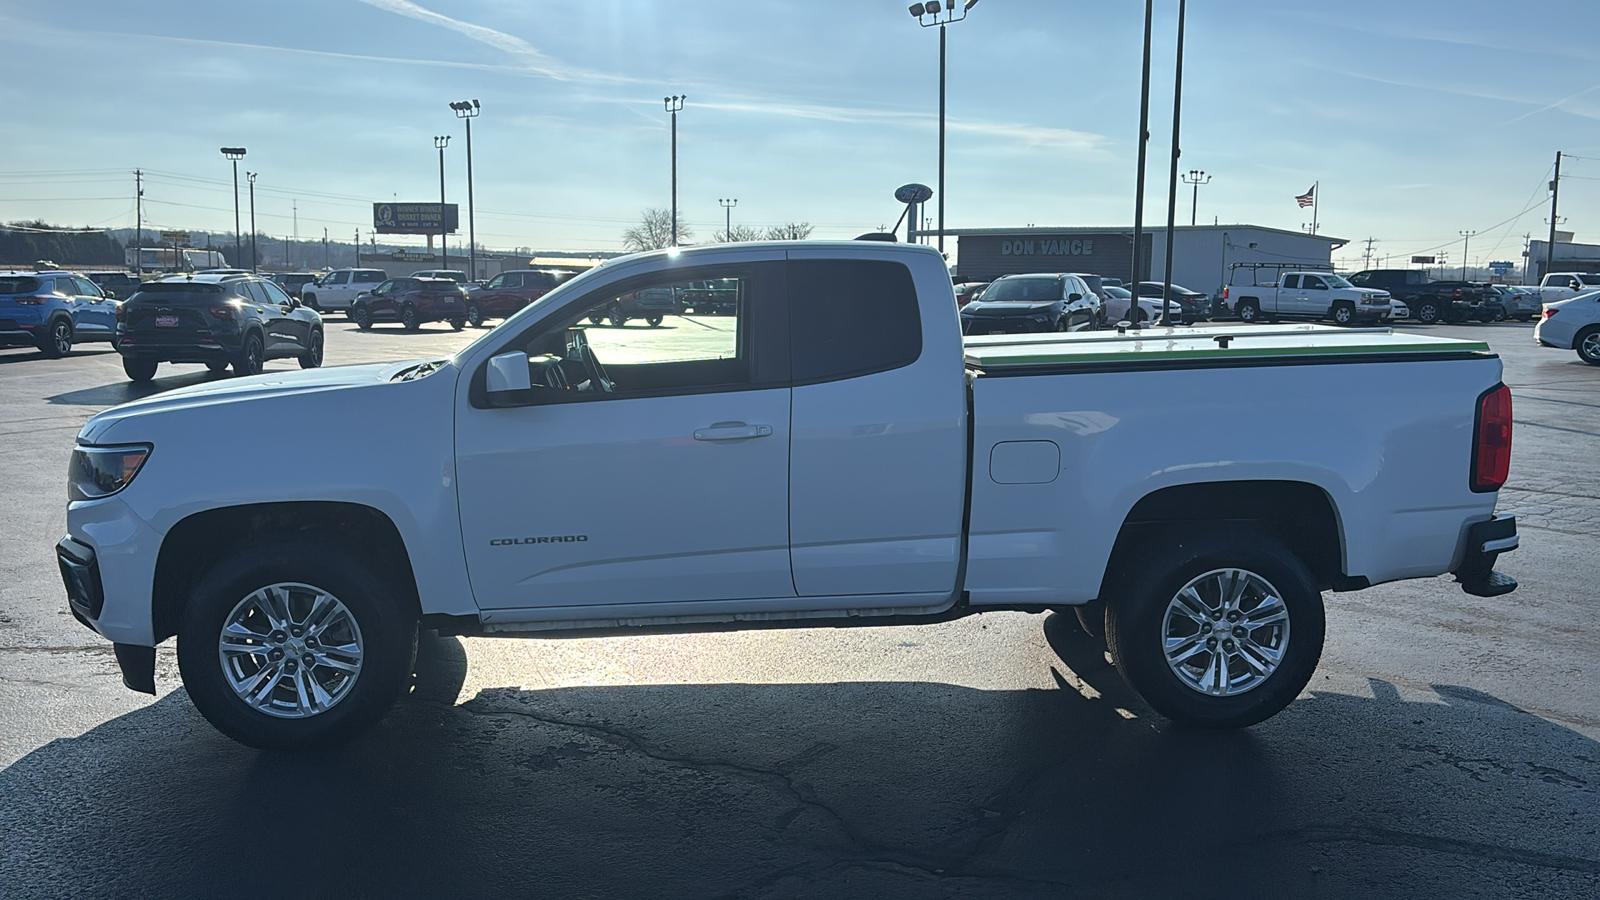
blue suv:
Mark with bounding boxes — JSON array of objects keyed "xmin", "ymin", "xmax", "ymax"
[{"xmin": 0, "ymin": 270, "xmax": 120, "ymax": 357}]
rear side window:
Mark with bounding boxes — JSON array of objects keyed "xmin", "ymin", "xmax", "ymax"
[
  {"xmin": 0, "ymin": 276, "xmax": 42, "ymax": 294},
  {"xmin": 1282, "ymin": 275, "xmax": 1300, "ymax": 289},
  {"xmin": 242, "ymin": 282, "xmax": 272, "ymax": 305},
  {"xmin": 789, "ymin": 259, "xmax": 921, "ymax": 385},
  {"xmin": 503, "ymin": 273, "xmax": 525, "ymax": 288},
  {"xmin": 355, "ymin": 271, "xmax": 385, "ymax": 283}
]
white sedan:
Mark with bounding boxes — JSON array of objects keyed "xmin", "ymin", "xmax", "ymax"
[
  {"xmin": 1384, "ymin": 299, "xmax": 1411, "ymax": 323},
  {"xmin": 1533, "ymin": 290, "xmax": 1600, "ymax": 365}
]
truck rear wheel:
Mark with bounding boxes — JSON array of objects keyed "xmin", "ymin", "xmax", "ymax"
[
  {"xmin": 1415, "ymin": 300, "xmax": 1440, "ymax": 325},
  {"xmin": 1104, "ymin": 525, "xmax": 1324, "ymax": 729},
  {"xmin": 1236, "ymin": 300, "xmax": 1260, "ymax": 324},
  {"xmin": 176, "ymin": 539, "xmax": 418, "ymax": 750}
]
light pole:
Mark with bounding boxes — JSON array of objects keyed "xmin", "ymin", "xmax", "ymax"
[
  {"xmin": 1159, "ymin": 0, "xmax": 1188, "ymax": 326},
  {"xmin": 435, "ymin": 135, "xmax": 450, "ymax": 269},
  {"xmin": 1460, "ymin": 230, "xmax": 1476, "ymax": 281},
  {"xmin": 664, "ymin": 95, "xmax": 685, "ymax": 246},
  {"xmin": 1129, "ymin": 0, "xmax": 1154, "ymax": 331},
  {"xmin": 247, "ymin": 171, "xmax": 258, "ymax": 273},
  {"xmin": 719, "ymin": 198, "xmax": 738, "ymax": 241},
  {"xmin": 910, "ymin": 0, "xmax": 980, "ymax": 256},
  {"xmin": 220, "ymin": 147, "xmax": 246, "ymax": 267},
  {"xmin": 450, "ymin": 99, "xmax": 481, "ymax": 279},
  {"xmin": 1181, "ymin": 168, "xmax": 1210, "ymax": 227}
]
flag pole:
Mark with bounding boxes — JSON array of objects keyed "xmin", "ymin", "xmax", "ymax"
[{"xmin": 1312, "ymin": 181, "xmax": 1319, "ymax": 235}]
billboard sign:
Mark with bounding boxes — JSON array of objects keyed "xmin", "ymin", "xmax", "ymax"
[
  {"xmin": 159, "ymin": 230, "xmax": 190, "ymax": 246},
  {"xmin": 373, "ymin": 202, "xmax": 459, "ymax": 235},
  {"xmin": 1411, "ymin": 255, "xmax": 1435, "ymax": 264},
  {"xmin": 1488, "ymin": 261, "xmax": 1514, "ymax": 275}
]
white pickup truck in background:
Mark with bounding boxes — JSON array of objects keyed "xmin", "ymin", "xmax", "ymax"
[
  {"xmin": 57, "ymin": 241, "xmax": 1519, "ymax": 749},
  {"xmin": 1528, "ymin": 271, "xmax": 1600, "ymax": 305},
  {"xmin": 1222, "ymin": 271, "xmax": 1392, "ymax": 325}
]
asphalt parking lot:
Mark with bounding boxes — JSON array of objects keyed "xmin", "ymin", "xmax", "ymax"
[{"xmin": 1, "ymin": 313, "xmax": 1597, "ymax": 898}]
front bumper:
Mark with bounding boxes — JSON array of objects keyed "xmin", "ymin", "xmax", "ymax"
[
  {"xmin": 1452, "ymin": 515, "xmax": 1519, "ymax": 597},
  {"xmin": 58, "ymin": 535, "xmax": 156, "ymax": 694},
  {"xmin": 962, "ymin": 316, "xmax": 1056, "ymax": 335}
]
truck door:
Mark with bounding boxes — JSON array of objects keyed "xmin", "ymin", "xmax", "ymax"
[
  {"xmin": 784, "ymin": 251, "xmax": 968, "ymax": 599},
  {"xmin": 456, "ymin": 256, "xmax": 796, "ymax": 608},
  {"xmin": 1277, "ymin": 274, "xmax": 1302, "ymax": 315}
]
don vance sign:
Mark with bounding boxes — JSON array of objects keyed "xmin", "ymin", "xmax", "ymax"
[{"xmin": 1002, "ymin": 239, "xmax": 1095, "ymax": 256}]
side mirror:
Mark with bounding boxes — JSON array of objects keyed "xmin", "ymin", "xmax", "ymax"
[
  {"xmin": 486, "ymin": 351, "xmax": 532, "ymax": 398},
  {"xmin": 1068, "ymin": 292, "xmax": 1083, "ymax": 302},
  {"xmin": 290, "ymin": 298, "xmax": 301, "ymax": 308}
]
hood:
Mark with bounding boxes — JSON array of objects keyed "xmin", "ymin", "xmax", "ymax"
[
  {"xmin": 77, "ymin": 360, "xmax": 440, "ymax": 444},
  {"xmin": 1353, "ymin": 288, "xmax": 1391, "ymax": 299},
  {"xmin": 964, "ymin": 301, "xmax": 1059, "ymax": 315}
]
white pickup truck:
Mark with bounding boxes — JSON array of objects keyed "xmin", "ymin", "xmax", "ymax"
[
  {"xmin": 1223, "ymin": 271, "xmax": 1392, "ymax": 325},
  {"xmin": 298, "ymin": 267, "xmax": 388, "ymax": 314},
  {"xmin": 57, "ymin": 241, "xmax": 1520, "ymax": 749},
  {"xmin": 1528, "ymin": 271, "xmax": 1600, "ymax": 305}
]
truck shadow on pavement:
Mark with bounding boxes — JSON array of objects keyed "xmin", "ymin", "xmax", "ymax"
[{"xmin": 2, "ymin": 622, "xmax": 1596, "ymax": 900}]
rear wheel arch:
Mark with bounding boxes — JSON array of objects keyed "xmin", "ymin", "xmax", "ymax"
[
  {"xmin": 152, "ymin": 502, "xmax": 421, "ymax": 643},
  {"xmin": 1101, "ymin": 480, "xmax": 1347, "ymax": 597}
]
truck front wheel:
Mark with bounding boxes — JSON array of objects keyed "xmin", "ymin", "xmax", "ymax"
[
  {"xmin": 1104, "ymin": 526, "xmax": 1324, "ymax": 729},
  {"xmin": 1330, "ymin": 301, "xmax": 1355, "ymax": 326},
  {"xmin": 176, "ymin": 540, "xmax": 418, "ymax": 750}
]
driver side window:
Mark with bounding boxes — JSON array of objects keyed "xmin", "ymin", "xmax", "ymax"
[{"xmin": 483, "ymin": 274, "xmax": 504, "ymax": 290}]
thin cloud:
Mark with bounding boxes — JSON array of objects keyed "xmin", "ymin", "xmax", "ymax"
[
  {"xmin": 1504, "ymin": 81, "xmax": 1600, "ymax": 124},
  {"xmin": 693, "ymin": 99, "xmax": 1106, "ymax": 152}
]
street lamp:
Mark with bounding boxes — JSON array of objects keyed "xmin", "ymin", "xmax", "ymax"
[
  {"xmin": 450, "ymin": 99, "xmax": 481, "ymax": 279},
  {"xmin": 1129, "ymin": 0, "xmax": 1153, "ymax": 331},
  {"xmin": 719, "ymin": 198, "xmax": 737, "ymax": 241},
  {"xmin": 1159, "ymin": 0, "xmax": 1188, "ymax": 326},
  {"xmin": 664, "ymin": 95, "xmax": 685, "ymax": 247},
  {"xmin": 909, "ymin": 0, "xmax": 980, "ymax": 256},
  {"xmin": 220, "ymin": 147, "xmax": 246, "ymax": 268},
  {"xmin": 247, "ymin": 171, "xmax": 258, "ymax": 273},
  {"xmin": 1181, "ymin": 168, "xmax": 1211, "ymax": 227},
  {"xmin": 435, "ymin": 135, "xmax": 450, "ymax": 269}
]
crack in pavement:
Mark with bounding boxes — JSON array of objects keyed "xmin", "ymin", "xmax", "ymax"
[{"xmin": 1280, "ymin": 823, "xmax": 1600, "ymax": 874}]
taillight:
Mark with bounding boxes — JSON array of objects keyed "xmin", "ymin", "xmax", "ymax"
[
  {"xmin": 1222, "ymin": 287, "xmax": 1230, "ymax": 300},
  {"xmin": 1453, "ymin": 288, "xmax": 1463, "ymax": 299},
  {"xmin": 210, "ymin": 307, "xmax": 234, "ymax": 319},
  {"xmin": 1471, "ymin": 384, "xmax": 1512, "ymax": 493},
  {"xmin": 1543, "ymin": 307, "xmax": 1557, "ymax": 319},
  {"xmin": 13, "ymin": 294, "xmax": 49, "ymax": 305}
]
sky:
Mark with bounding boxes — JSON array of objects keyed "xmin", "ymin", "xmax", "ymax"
[{"xmin": 2, "ymin": 0, "xmax": 1599, "ymax": 271}]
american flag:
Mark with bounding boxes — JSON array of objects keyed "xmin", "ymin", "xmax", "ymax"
[{"xmin": 1295, "ymin": 185, "xmax": 1316, "ymax": 208}]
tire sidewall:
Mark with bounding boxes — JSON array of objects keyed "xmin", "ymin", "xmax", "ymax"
[
  {"xmin": 299, "ymin": 329, "xmax": 323, "ymax": 368},
  {"xmin": 1105, "ymin": 527, "xmax": 1325, "ymax": 729},
  {"xmin": 1577, "ymin": 327, "xmax": 1600, "ymax": 365},
  {"xmin": 235, "ymin": 333, "xmax": 264, "ymax": 376},
  {"xmin": 1238, "ymin": 301, "xmax": 1258, "ymax": 323},
  {"xmin": 402, "ymin": 304, "xmax": 419, "ymax": 331},
  {"xmin": 176, "ymin": 540, "xmax": 417, "ymax": 750}
]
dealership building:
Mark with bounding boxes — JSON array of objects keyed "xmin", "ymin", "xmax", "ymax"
[{"xmin": 949, "ymin": 224, "xmax": 1348, "ymax": 296}]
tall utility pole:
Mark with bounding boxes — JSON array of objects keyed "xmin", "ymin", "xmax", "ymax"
[
  {"xmin": 133, "ymin": 169, "xmax": 144, "ymax": 276},
  {"xmin": 1159, "ymin": 0, "xmax": 1189, "ymax": 326},
  {"xmin": 1129, "ymin": 0, "xmax": 1155, "ymax": 331},
  {"xmin": 323, "ymin": 228, "xmax": 329, "ymax": 269},
  {"xmin": 719, "ymin": 198, "xmax": 738, "ymax": 241},
  {"xmin": 247, "ymin": 172, "xmax": 258, "ymax": 273},
  {"xmin": 911, "ymin": 0, "xmax": 980, "ymax": 256},
  {"xmin": 220, "ymin": 147, "xmax": 246, "ymax": 267},
  {"xmin": 1362, "ymin": 237, "xmax": 1376, "ymax": 269},
  {"xmin": 1181, "ymin": 169, "xmax": 1210, "ymax": 227},
  {"xmin": 450, "ymin": 100, "xmax": 481, "ymax": 279},
  {"xmin": 435, "ymin": 135, "xmax": 450, "ymax": 269},
  {"xmin": 293, "ymin": 200, "xmax": 298, "ymax": 247},
  {"xmin": 1546, "ymin": 150, "xmax": 1563, "ymax": 282},
  {"xmin": 1459, "ymin": 230, "xmax": 1476, "ymax": 281},
  {"xmin": 664, "ymin": 95, "xmax": 685, "ymax": 246}
]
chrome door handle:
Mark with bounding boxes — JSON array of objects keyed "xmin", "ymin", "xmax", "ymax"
[{"xmin": 694, "ymin": 423, "xmax": 773, "ymax": 441}]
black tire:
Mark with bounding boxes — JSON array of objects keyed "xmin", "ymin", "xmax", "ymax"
[
  {"xmin": 467, "ymin": 303, "xmax": 484, "ymax": 328},
  {"xmin": 37, "ymin": 317, "xmax": 72, "ymax": 358},
  {"xmin": 345, "ymin": 307, "xmax": 357, "ymax": 322},
  {"xmin": 1236, "ymin": 300, "xmax": 1260, "ymax": 324},
  {"xmin": 233, "ymin": 332, "xmax": 264, "ymax": 377},
  {"xmin": 609, "ymin": 306, "xmax": 628, "ymax": 328},
  {"xmin": 646, "ymin": 315, "xmax": 664, "ymax": 327},
  {"xmin": 299, "ymin": 329, "xmax": 323, "ymax": 369},
  {"xmin": 587, "ymin": 314, "xmax": 603, "ymax": 325},
  {"xmin": 122, "ymin": 357, "xmax": 157, "ymax": 382},
  {"xmin": 1103, "ymin": 525, "xmax": 1325, "ymax": 729},
  {"xmin": 207, "ymin": 361, "xmax": 231, "ymax": 374},
  {"xmin": 1576, "ymin": 326, "xmax": 1600, "ymax": 366},
  {"xmin": 303, "ymin": 295, "xmax": 320, "ymax": 312},
  {"xmin": 1330, "ymin": 301, "xmax": 1355, "ymax": 326},
  {"xmin": 1492, "ymin": 306, "xmax": 1507, "ymax": 322},
  {"xmin": 1415, "ymin": 299, "xmax": 1440, "ymax": 325},
  {"xmin": 175, "ymin": 539, "xmax": 418, "ymax": 750},
  {"xmin": 353, "ymin": 304, "xmax": 372, "ymax": 331},
  {"xmin": 402, "ymin": 304, "xmax": 421, "ymax": 331}
]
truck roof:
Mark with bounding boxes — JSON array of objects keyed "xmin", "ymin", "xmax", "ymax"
[{"xmin": 963, "ymin": 324, "xmax": 1490, "ymax": 369}]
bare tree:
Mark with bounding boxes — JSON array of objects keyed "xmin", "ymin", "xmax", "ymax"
[
  {"xmin": 713, "ymin": 223, "xmax": 765, "ymax": 243},
  {"xmin": 764, "ymin": 222, "xmax": 814, "ymax": 240},
  {"xmin": 621, "ymin": 207, "xmax": 692, "ymax": 252}
]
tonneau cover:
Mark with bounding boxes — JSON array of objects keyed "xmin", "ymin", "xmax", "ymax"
[{"xmin": 963, "ymin": 324, "xmax": 1490, "ymax": 369}]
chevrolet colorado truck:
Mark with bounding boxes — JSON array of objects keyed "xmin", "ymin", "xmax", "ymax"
[{"xmin": 58, "ymin": 241, "xmax": 1520, "ymax": 749}]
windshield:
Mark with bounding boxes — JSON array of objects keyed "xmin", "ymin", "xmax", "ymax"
[
  {"xmin": 982, "ymin": 278, "xmax": 1061, "ymax": 303},
  {"xmin": 1579, "ymin": 274, "xmax": 1600, "ymax": 286},
  {"xmin": 1324, "ymin": 274, "xmax": 1353, "ymax": 288}
]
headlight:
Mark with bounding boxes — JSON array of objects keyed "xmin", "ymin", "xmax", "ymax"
[{"xmin": 68, "ymin": 445, "xmax": 151, "ymax": 501}]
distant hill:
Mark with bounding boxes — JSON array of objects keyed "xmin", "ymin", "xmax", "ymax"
[{"xmin": 1, "ymin": 222, "xmax": 124, "ymax": 267}]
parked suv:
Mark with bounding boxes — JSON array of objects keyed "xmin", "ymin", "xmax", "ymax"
[
  {"xmin": 463, "ymin": 269, "xmax": 577, "ymax": 327},
  {"xmin": 352, "ymin": 277, "xmax": 467, "ymax": 331},
  {"xmin": 0, "ymin": 270, "xmax": 119, "ymax": 358},
  {"xmin": 85, "ymin": 271, "xmax": 142, "ymax": 300},
  {"xmin": 959, "ymin": 273, "xmax": 1102, "ymax": 334},
  {"xmin": 115, "ymin": 273, "xmax": 323, "ymax": 381},
  {"xmin": 299, "ymin": 268, "xmax": 387, "ymax": 315},
  {"xmin": 588, "ymin": 286, "xmax": 675, "ymax": 327},
  {"xmin": 270, "ymin": 272, "xmax": 320, "ymax": 300}
]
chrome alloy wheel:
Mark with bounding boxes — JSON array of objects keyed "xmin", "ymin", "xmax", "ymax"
[
  {"xmin": 1161, "ymin": 568, "xmax": 1290, "ymax": 697},
  {"xmin": 1580, "ymin": 330, "xmax": 1600, "ymax": 363},
  {"xmin": 218, "ymin": 582, "xmax": 365, "ymax": 719}
]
